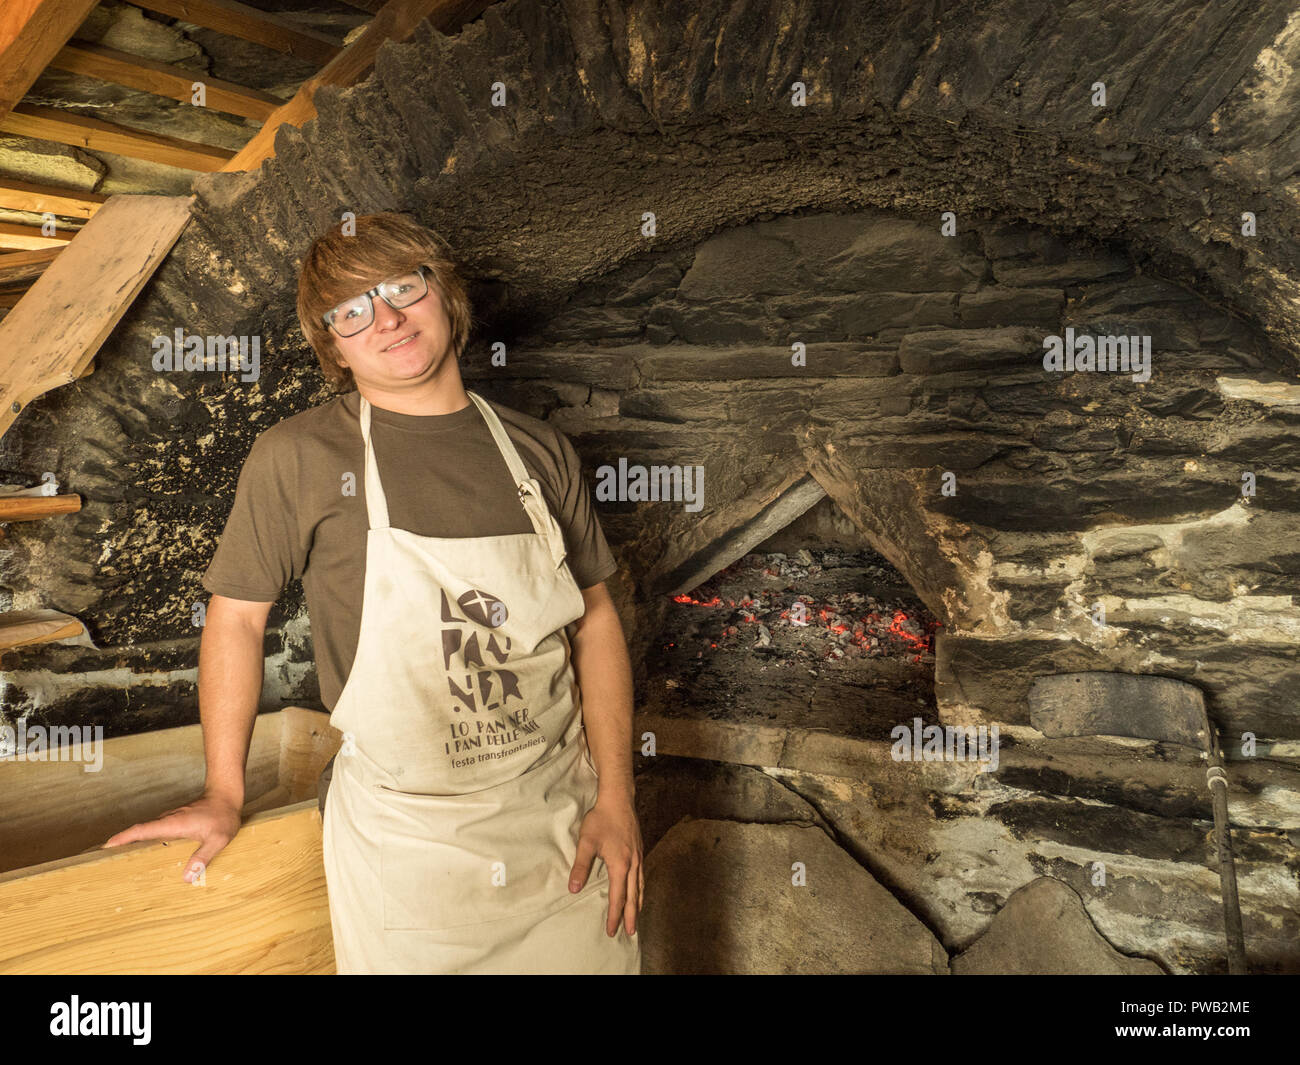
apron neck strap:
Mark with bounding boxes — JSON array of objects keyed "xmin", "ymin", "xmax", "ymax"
[
  {"xmin": 465, "ymin": 392, "xmax": 569, "ymax": 565},
  {"xmin": 464, "ymin": 391, "xmax": 531, "ymax": 487},
  {"xmin": 358, "ymin": 394, "xmax": 391, "ymax": 530}
]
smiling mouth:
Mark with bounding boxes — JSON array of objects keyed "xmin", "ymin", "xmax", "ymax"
[{"xmin": 382, "ymin": 332, "xmax": 419, "ymax": 352}]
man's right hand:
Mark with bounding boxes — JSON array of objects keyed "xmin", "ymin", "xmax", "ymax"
[{"xmin": 101, "ymin": 793, "xmax": 244, "ymax": 883}]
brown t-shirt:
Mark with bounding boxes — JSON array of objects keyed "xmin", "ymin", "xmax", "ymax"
[{"xmin": 200, "ymin": 389, "xmax": 618, "ymax": 710}]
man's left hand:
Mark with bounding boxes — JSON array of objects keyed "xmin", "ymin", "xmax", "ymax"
[{"xmin": 569, "ymin": 794, "xmax": 643, "ymax": 938}]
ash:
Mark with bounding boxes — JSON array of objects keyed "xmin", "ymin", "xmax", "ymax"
[{"xmin": 645, "ymin": 547, "xmax": 940, "ymax": 731}]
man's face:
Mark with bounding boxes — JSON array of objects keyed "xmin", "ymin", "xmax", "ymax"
[{"xmin": 329, "ymin": 272, "xmax": 455, "ymax": 391}]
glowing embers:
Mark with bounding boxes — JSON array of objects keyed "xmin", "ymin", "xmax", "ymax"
[{"xmin": 664, "ymin": 548, "xmax": 940, "ymax": 666}]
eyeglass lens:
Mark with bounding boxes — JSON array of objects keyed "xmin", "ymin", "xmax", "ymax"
[{"xmin": 328, "ymin": 270, "xmax": 428, "ymax": 337}]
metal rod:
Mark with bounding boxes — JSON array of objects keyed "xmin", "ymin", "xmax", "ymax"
[{"xmin": 1206, "ymin": 728, "xmax": 1247, "ymax": 974}]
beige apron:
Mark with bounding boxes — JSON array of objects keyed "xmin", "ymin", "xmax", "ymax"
[{"xmin": 320, "ymin": 390, "xmax": 641, "ymax": 975}]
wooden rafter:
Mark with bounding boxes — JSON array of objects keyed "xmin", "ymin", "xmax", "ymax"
[
  {"xmin": 49, "ymin": 42, "xmax": 284, "ymax": 122},
  {"xmin": 126, "ymin": 0, "xmax": 344, "ymax": 65},
  {"xmin": 0, "ymin": 193, "xmax": 193, "ymax": 438},
  {"xmin": 0, "ymin": 179, "xmax": 106, "ymax": 219},
  {"xmin": 0, "ymin": 0, "xmax": 101, "ymax": 118},
  {"xmin": 224, "ymin": 0, "xmax": 493, "ymax": 172},
  {"xmin": 0, "ymin": 221, "xmax": 75, "ymax": 250},
  {"xmin": 0, "ymin": 103, "xmax": 236, "ymax": 171},
  {"xmin": 0, "ymin": 247, "xmax": 63, "ymax": 285}
]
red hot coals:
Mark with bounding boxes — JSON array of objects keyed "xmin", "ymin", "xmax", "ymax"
[{"xmin": 664, "ymin": 549, "xmax": 940, "ymax": 665}]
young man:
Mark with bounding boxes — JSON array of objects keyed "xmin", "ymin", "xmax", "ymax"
[{"xmin": 106, "ymin": 212, "xmax": 642, "ymax": 974}]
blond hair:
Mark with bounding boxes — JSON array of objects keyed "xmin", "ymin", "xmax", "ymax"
[{"xmin": 296, "ymin": 211, "xmax": 474, "ymax": 391}]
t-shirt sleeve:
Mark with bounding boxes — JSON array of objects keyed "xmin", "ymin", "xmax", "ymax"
[
  {"xmin": 201, "ymin": 431, "xmax": 306, "ymax": 603},
  {"xmin": 553, "ymin": 429, "xmax": 618, "ymax": 589}
]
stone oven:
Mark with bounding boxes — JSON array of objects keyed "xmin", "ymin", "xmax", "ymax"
[{"xmin": 2, "ymin": 0, "xmax": 1299, "ymax": 975}]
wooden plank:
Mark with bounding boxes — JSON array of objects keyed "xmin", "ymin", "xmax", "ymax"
[
  {"xmin": 223, "ymin": 0, "xmax": 490, "ymax": 172},
  {"xmin": 0, "ymin": 492, "xmax": 80, "ymax": 520},
  {"xmin": 0, "ymin": 708, "xmax": 337, "ymax": 874},
  {"xmin": 126, "ymin": 0, "xmax": 343, "ymax": 65},
  {"xmin": 0, "ymin": 193, "xmax": 194, "ymax": 438},
  {"xmin": 50, "ymin": 42, "xmax": 283, "ymax": 122},
  {"xmin": 0, "ymin": 0, "xmax": 101, "ymax": 119},
  {"xmin": 0, "ymin": 803, "xmax": 335, "ymax": 974},
  {"xmin": 278, "ymin": 705, "xmax": 344, "ymax": 802},
  {"xmin": 0, "ymin": 103, "xmax": 236, "ymax": 171},
  {"xmin": 0, "ymin": 247, "xmax": 62, "ymax": 284},
  {"xmin": 0, "ymin": 220, "xmax": 76, "ymax": 250},
  {"xmin": 0, "ymin": 178, "xmax": 105, "ymax": 218},
  {"xmin": 0, "ymin": 710, "xmax": 287, "ymax": 873},
  {"xmin": 0, "ymin": 608, "xmax": 84, "ymax": 651},
  {"xmin": 0, "ymin": 708, "xmax": 338, "ymax": 974}
]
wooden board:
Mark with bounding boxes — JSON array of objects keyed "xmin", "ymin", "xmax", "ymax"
[
  {"xmin": 0, "ymin": 220, "xmax": 75, "ymax": 249},
  {"xmin": 278, "ymin": 705, "xmax": 344, "ymax": 802},
  {"xmin": 0, "ymin": 178, "xmax": 105, "ymax": 219},
  {"xmin": 0, "ymin": 707, "xmax": 283, "ymax": 872},
  {"xmin": 0, "ymin": 608, "xmax": 84, "ymax": 651},
  {"xmin": 0, "ymin": 193, "xmax": 193, "ymax": 439},
  {"xmin": 0, "ymin": 802, "xmax": 335, "ymax": 974},
  {"xmin": 0, "ymin": 0, "xmax": 101, "ymax": 118},
  {"xmin": 0, "ymin": 707, "xmax": 340, "ymax": 974},
  {"xmin": 0, "ymin": 246, "xmax": 62, "ymax": 284}
]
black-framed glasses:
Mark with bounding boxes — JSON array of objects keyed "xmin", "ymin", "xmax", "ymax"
[{"xmin": 322, "ymin": 265, "xmax": 432, "ymax": 338}]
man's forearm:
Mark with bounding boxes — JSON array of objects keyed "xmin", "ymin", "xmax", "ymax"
[
  {"xmin": 571, "ymin": 599, "xmax": 635, "ymax": 804},
  {"xmin": 197, "ymin": 615, "xmax": 265, "ymax": 808}
]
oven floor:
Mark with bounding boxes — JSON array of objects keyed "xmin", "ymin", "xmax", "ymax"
[{"xmin": 641, "ymin": 547, "xmax": 940, "ymax": 744}]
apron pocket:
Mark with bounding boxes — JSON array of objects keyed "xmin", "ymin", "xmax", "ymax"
[
  {"xmin": 377, "ymin": 747, "xmax": 597, "ymax": 932},
  {"xmin": 379, "ymin": 833, "xmax": 575, "ymax": 933}
]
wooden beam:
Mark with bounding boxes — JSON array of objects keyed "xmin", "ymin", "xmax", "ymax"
[
  {"xmin": 0, "ymin": 103, "xmax": 236, "ymax": 171},
  {"xmin": 0, "ymin": 193, "xmax": 193, "ymax": 438},
  {"xmin": 0, "ymin": 608, "xmax": 84, "ymax": 650},
  {"xmin": 126, "ymin": 0, "xmax": 343, "ymax": 65},
  {"xmin": 224, "ymin": 0, "xmax": 492, "ymax": 172},
  {"xmin": 0, "ymin": 0, "xmax": 101, "ymax": 119},
  {"xmin": 0, "ymin": 179, "xmax": 105, "ymax": 219},
  {"xmin": 49, "ymin": 42, "xmax": 284, "ymax": 122},
  {"xmin": 0, "ymin": 246, "xmax": 62, "ymax": 285},
  {"xmin": 0, "ymin": 221, "xmax": 75, "ymax": 250},
  {"xmin": 0, "ymin": 493, "xmax": 81, "ymax": 521},
  {"xmin": 338, "ymin": 0, "xmax": 386, "ymax": 11}
]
